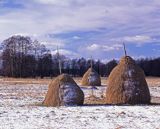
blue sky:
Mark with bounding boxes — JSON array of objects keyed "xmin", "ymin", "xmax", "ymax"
[{"xmin": 0, "ymin": 0, "xmax": 160, "ymax": 61}]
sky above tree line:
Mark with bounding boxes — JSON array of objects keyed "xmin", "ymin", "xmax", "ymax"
[{"xmin": 0, "ymin": 0, "xmax": 160, "ymax": 62}]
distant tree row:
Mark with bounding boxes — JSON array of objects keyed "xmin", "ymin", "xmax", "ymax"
[
  {"xmin": 137, "ymin": 58, "xmax": 160, "ymax": 77},
  {"xmin": 0, "ymin": 35, "xmax": 118, "ymax": 78},
  {"xmin": 0, "ymin": 35, "xmax": 160, "ymax": 78}
]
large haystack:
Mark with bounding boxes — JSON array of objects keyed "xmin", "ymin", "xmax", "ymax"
[
  {"xmin": 81, "ymin": 68, "xmax": 101, "ymax": 86},
  {"xmin": 106, "ymin": 56, "xmax": 151, "ymax": 104},
  {"xmin": 43, "ymin": 74, "xmax": 84, "ymax": 106}
]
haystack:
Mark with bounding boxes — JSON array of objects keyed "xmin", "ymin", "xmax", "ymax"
[
  {"xmin": 43, "ymin": 74, "xmax": 84, "ymax": 106},
  {"xmin": 81, "ymin": 68, "xmax": 101, "ymax": 86},
  {"xmin": 106, "ymin": 56, "xmax": 151, "ymax": 104}
]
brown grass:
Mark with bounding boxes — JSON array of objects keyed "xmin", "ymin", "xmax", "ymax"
[
  {"xmin": 0, "ymin": 76, "xmax": 159, "ymax": 87},
  {"xmin": 0, "ymin": 76, "xmax": 160, "ymax": 88},
  {"xmin": 84, "ymin": 96, "xmax": 106, "ymax": 105},
  {"xmin": 0, "ymin": 76, "xmax": 159, "ymax": 106}
]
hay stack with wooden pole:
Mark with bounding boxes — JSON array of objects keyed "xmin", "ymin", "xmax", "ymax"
[
  {"xmin": 81, "ymin": 57, "xmax": 101, "ymax": 86},
  {"xmin": 105, "ymin": 44, "xmax": 150, "ymax": 104},
  {"xmin": 43, "ymin": 74, "xmax": 84, "ymax": 106},
  {"xmin": 43, "ymin": 47, "xmax": 84, "ymax": 106}
]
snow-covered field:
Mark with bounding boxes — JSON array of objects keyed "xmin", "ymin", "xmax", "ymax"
[{"xmin": 0, "ymin": 79, "xmax": 160, "ymax": 129}]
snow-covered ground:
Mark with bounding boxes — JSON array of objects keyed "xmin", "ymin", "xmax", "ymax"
[
  {"xmin": 0, "ymin": 83, "xmax": 160, "ymax": 129},
  {"xmin": 0, "ymin": 106, "xmax": 160, "ymax": 129}
]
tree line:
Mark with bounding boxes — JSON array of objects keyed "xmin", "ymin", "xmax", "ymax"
[{"xmin": 0, "ymin": 35, "xmax": 160, "ymax": 78}]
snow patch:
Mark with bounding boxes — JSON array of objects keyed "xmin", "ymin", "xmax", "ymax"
[
  {"xmin": 125, "ymin": 69, "xmax": 135, "ymax": 77},
  {"xmin": 124, "ymin": 79, "xmax": 140, "ymax": 98},
  {"xmin": 88, "ymin": 72, "xmax": 98, "ymax": 84},
  {"xmin": 60, "ymin": 83, "xmax": 79, "ymax": 106}
]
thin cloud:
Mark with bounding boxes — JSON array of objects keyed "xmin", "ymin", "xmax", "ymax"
[
  {"xmin": 51, "ymin": 49, "xmax": 80, "ymax": 58},
  {"xmin": 123, "ymin": 35, "xmax": 152, "ymax": 42},
  {"xmin": 87, "ymin": 44, "xmax": 122, "ymax": 52}
]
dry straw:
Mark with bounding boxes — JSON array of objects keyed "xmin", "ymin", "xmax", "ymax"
[
  {"xmin": 43, "ymin": 74, "xmax": 84, "ymax": 106},
  {"xmin": 105, "ymin": 56, "xmax": 151, "ymax": 104},
  {"xmin": 81, "ymin": 68, "xmax": 101, "ymax": 86}
]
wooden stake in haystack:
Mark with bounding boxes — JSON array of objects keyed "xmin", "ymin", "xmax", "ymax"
[
  {"xmin": 43, "ymin": 74, "xmax": 84, "ymax": 107},
  {"xmin": 90, "ymin": 56, "xmax": 93, "ymax": 69},
  {"xmin": 81, "ymin": 56, "xmax": 101, "ymax": 86},
  {"xmin": 123, "ymin": 43, "xmax": 127, "ymax": 56},
  {"xmin": 43, "ymin": 47, "xmax": 84, "ymax": 107},
  {"xmin": 105, "ymin": 43, "xmax": 151, "ymax": 104},
  {"xmin": 90, "ymin": 56, "xmax": 95, "ymax": 96}
]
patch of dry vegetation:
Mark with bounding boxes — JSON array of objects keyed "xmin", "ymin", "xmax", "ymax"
[
  {"xmin": 84, "ymin": 96, "xmax": 106, "ymax": 105},
  {"xmin": 0, "ymin": 77, "xmax": 107, "ymax": 85},
  {"xmin": 0, "ymin": 77, "xmax": 160, "ymax": 106}
]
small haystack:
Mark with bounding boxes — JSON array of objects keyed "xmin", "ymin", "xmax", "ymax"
[
  {"xmin": 106, "ymin": 56, "xmax": 151, "ymax": 104},
  {"xmin": 43, "ymin": 74, "xmax": 84, "ymax": 106},
  {"xmin": 81, "ymin": 68, "xmax": 101, "ymax": 86}
]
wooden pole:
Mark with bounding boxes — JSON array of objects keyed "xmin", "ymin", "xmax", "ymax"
[
  {"xmin": 57, "ymin": 46, "xmax": 62, "ymax": 107},
  {"xmin": 91, "ymin": 87, "xmax": 94, "ymax": 96},
  {"xmin": 91, "ymin": 56, "xmax": 93, "ymax": 69},
  {"xmin": 123, "ymin": 43, "xmax": 127, "ymax": 56},
  {"xmin": 57, "ymin": 46, "xmax": 62, "ymax": 75}
]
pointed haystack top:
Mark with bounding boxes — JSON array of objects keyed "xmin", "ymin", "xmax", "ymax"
[
  {"xmin": 55, "ymin": 74, "xmax": 76, "ymax": 85},
  {"xmin": 81, "ymin": 68, "xmax": 101, "ymax": 86},
  {"xmin": 43, "ymin": 74, "xmax": 84, "ymax": 107},
  {"xmin": 119, "ymin": 56, "xmax": 135, "ymax": 65},
  {"xmin": 87, "ymin": 67, "xmax": 95, "ymax": 73},
  {"xmin": 105, "ymin": 56, "xmax": 151, "ymax": 104}
]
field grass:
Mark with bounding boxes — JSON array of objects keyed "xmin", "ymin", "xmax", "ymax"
[
  {"xmin": 0, "ymin": 77, "xmax": 160, "ymax": 105},
  {"xmin": 1, "ymin": 76, "xmax": 160, "ymax": 86}
]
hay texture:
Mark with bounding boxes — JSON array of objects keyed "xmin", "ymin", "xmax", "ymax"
[
  {"xmin": 43, "ymin": 74, "xmax": 84, "ymax": 107},
  {"xmin": 81, "ymin": 68, "xmax": 101, "ymax": 86},
  {"xmin": 106, "ymin": 56, "xmax": 151, "ymax": 104}
]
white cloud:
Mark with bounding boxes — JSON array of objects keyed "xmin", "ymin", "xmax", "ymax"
[
  {"xmin": 87, "ymin": 44, "xmax": 100, "ymax": 51},
  {"xmin": 73, "ymin": 36, "xmax": 81, "ymax": 40},
  {"xmin": 33, "ymin": 0, "xmax": 72, "ymax": 6},
  {"xmin": 123, "ymin": 35, "xmax": 152, "ymax": 42},
  {"xmin": 38, "ymin": 35, "xmax": 66, "ymax": 48},
  {"xmin": 87, "ymin": 43, "xmax": 122, "ymax": 52},
  {"xmin": 42, "ymin": 41, "xmax": 65, "ymax": 48},
  {"xmin": 51, "ymin": 49, "xmax": 80, "ymax": 58},
  {"xmin": 103, "ymin": 44, "xmax": 123, "ymax": 51}
]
